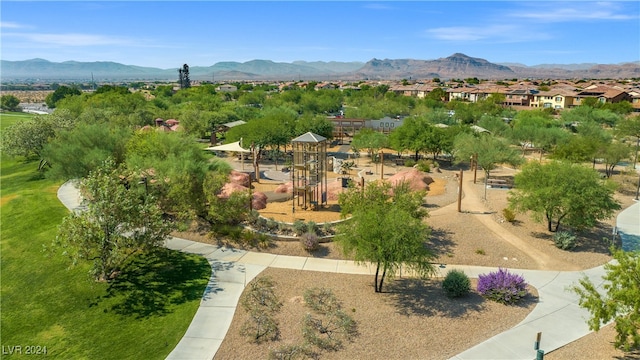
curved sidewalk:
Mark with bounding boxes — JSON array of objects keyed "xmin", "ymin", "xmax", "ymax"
[{"xmin": 57, "ymin": 182, "xmax": 639, "ymax": 360}]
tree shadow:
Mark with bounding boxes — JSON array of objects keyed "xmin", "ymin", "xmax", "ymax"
[
  {"xmin": 100, "ymin": 248, "xmax": 211, "ymax": 318},
  {"xmin": 429, "ymin": 227, "xmax": 456, "ymax": 257},
  {"xmin": 614, "ymin": 349, "xmax": 640, "ymax": 359},
  {"xmin": 385, "ymin": 278, "xmax": 486, "ymax": 318},
  {"xmin": 532, "ymin": 222, "xmax": 616, "ymax": 255}
]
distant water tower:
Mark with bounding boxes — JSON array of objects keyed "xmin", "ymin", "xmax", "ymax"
[
  {"xmin": 291, "ymin": 132, "xmax": 328, "ymax": 210},
  {"xmin": 178, "ymin": 64, "xmax": 191, "ymax": 89}
]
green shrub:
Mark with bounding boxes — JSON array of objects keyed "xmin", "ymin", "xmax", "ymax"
[
  {"xmin": 266, "ymin": 218, "xmax": 279, "ymax": 232},
  {"xmin": 554, "ymin": 231, "xmax": 577, "ymax": 250},
  {"xmin": 416, "ymin": 159, "xmax": 431, "ymax": 172},
  {"xmin": 300, "ymin": 232, "xmax": 319, "ymax": 252},
  {"xmin": 322, "ymin": 222, "xmax": 334, "ymax": 235},
  {"xmin": 255, "ymin": 217, "xmax": 267, "ymax": 229},
  {"xmin": 442, "ymin": 270, "xmax": 471, "ymax": 298},
  {"xmin": 502, "ymin": 208, "xmax": 516, "ymax": 223},
  {"xmin": 404, "ymin": 159, "xmax": 416, "ymax": 167},
  {"xmin": 292, "ymin": 220, "xmax": 307, "ymax": 236},
  {"xmin": 475, "ymin": 248, "xmax": 486, "ymax": 255},
  {"xmin": 306, "ymin": 221, "xmax": 318, "ymax": 235},
  {"xmin": 247, "ymin": 210, "xmax": 260, "ymax": 225}
]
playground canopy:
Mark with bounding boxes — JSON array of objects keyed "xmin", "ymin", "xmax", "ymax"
[{"xmin": 204, "ymin": 141, "xmax": 250, "ymax": 153}]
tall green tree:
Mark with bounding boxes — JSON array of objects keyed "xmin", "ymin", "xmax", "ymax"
[
  {"xmin": 572, "ymin": 248, "xmax": 640, "ymax": 352},
  {"xmin": 125, "ymin": 130, "xmax": 213, "ymax": 220},
  {"xmin": 508, "ymin": 161, "xmax": 620, "ymax": 232},
  {"xmin": 336, "ymin": 181, "xmax": 436, "ymax": 293},
  {"xmin": 1, "ymin": 111, "xmax": 77, "ymax": 169},
  {"xmin": 1, "ymin": 94, "xmax": 20, "ymax": 111},
  {"xmin": 601, "ymin": 142, "xmax": 631, "ymax": 178},
  {"xmin": 54, "ymin": 159, "xmax": 172, "ymax": 281},
  {"xmin": 43, "ymin": 123, "xmax": 131, "ymax": 180},
  {"xmin": 45, "ymin": 85, "xmax": 82, "ymax": 108}
]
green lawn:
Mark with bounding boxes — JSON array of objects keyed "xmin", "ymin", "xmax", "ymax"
[{"xmin": 1, "ymin": 112, "xmax": 211, "ymax": 359}]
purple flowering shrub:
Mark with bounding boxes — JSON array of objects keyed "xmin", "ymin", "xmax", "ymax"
[
  {"xmin": 300, "ymin": 232, "xmax": 319, "ymax": 252},
  {"xmin": 477, "ymin": 268, "xmax": 528, "ymax": 305}
]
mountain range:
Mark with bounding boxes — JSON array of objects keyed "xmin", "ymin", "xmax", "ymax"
[{"xmin": 1, "ymin": 53, "xmax": 639, "ymax": 82}]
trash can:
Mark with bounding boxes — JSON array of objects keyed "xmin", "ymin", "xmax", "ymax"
[{"xmin": 341, "ymin": 177, "xmax": 349, "ymax": 188}]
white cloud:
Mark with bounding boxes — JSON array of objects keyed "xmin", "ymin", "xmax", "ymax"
[
  {"xmin": 509, "ymin": 2, "xmax": 637, "ymax": 22},
  {"xmin": 0, "ymin": 21, "xmax": 29, "ymax": 29},
  {"xmin": 4, "ymin": 32, "xmax": 138, "ymax": 47},
  {"xmin": 425, "ymin": 25, "xmax": 548, "ymax": 43}
]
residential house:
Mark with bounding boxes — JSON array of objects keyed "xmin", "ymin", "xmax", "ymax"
[
  {"xmin": 574, "ymin": 85, "xmax": 631, "ymax": 106},
  {"xmin": 389, "ymin": 84, "xmax": 434, "ymax": 98},
  {"xmin": 627, "ymin": 88, "xmax": 640, "ymax": 112},
  {"xmin": 216, "ymin": 84, "xmax": 238, "ymax": 92},
  {"xmin": 531, "ymin": 89, "xmax": 577, "ymax": 110},
  {"xmin": 503, "ymin": 89, "xmax": 539, "ymax": 107}
]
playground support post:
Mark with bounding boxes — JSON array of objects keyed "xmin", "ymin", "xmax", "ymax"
[{"xmin": 457, "ymin": 169, "xmax": 463, "ymax": 213}]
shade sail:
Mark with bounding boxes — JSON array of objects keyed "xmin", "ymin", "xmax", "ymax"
[{"xmin": 204, "ymin": 141, "xmax": 250, "ymax": 153}]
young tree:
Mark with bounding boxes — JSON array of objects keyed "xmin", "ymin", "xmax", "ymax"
[
  {"xmin": 602, "ymin": 142, "xmax": 631, "ymax": 178},
  {"xmin": 508, "ymin": 161, "xmax": 620, "ymax": 232},
  {"xmin": 616, "ymin": 115, "xmax": 640, "ymax": 169},
  {"xmin": 572, "ymin": 248, "xmax": 640, "ymax": 352},
  {"xmin": 336, "ymin": 181, "xmax": 436, "ymax": 293},
  {"xmin": 351, "ymin": 128, "xmax": 388, "ymax": 160},
  {"xmin": 453, "ymin": 132, "xmax": 523, "ymax": 199},
  {"xmin": 54, "ymin": 159, "xmax": 172, "ymax": 281}
]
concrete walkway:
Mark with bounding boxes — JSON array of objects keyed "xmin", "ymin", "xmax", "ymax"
[{"xmin": 56, "ymin": 181, "xmax": 640, "ymax": 360}]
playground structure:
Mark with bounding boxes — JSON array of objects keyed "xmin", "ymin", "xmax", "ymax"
[{"xmin": 291, "ymin": 132, "xmax": 328, "ymax": 211}]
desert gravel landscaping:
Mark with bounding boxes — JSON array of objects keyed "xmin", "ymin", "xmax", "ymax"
[{"xmin": 175, "ymin": 157, "xmax": 637, "ymax": 359}]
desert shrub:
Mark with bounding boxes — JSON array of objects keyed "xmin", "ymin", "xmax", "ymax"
[
  {"xmin": 304, "ymin": 287, "xmax": 341, "ymax": 314},
  {"xmin": 266, "ymin": 218, "xmax": 279, "ymax": 232},
  {"xmin": 241, "ymin": 276, "xmax": 282, "ymax": 312},
  {"xmin": 306, "ymin": 221, "xmax": 318, "ymax": 235},
  {"xmin": 416, "ymin": 159, "xmax": 431, "ymax": 172},
  {"xmin": 256, "ymin": 233, "xmax": 273, "ymax": 249},
  {"xmin": 212, "ymin": 224, "xmax": 243, "ymax": 240},
  {"xmin": 268, "ymin": 344, "xmax": 314, "ymax": 360},
  {"xmin": 322, "ymin": 222, "xmax": 334, "ymax": 235},
  {"xmin": 502, "ymin": 208, "xmax": 516, "ymax": 223},
  {"xmin": 240, "ymin": 309, "xmax": 280, "ymax": 344},
  {"xmin": 293, "ymin": 220, "xmax": 307, "ymax": 236},
  {"xmin": 302, "ymin": 311, "xmax": 357, "ymax": 351},
  {"xmin": 404, "ymin": 158, "xmax": 416, "ymax": 167},
  {"xmin": 300, "ymin": 232, "xmax": 319, "ymax": 252},
  {"xmin": 247, "ymin": 209, "xmax": 261, "ymax": 225},
  {"xmin": 477, "ymin": 268, "xmax": 529, "ymax": 305},
  {"xmin": 442, "ymin": 270, "xmax": 471, "ymax": 298},
  {"xmin": 475, "ymin": 248, "xmax": 486, "ymax": 255},
  {"xmin": 240, "ymin": 276, "xmax": 282, "ymax": 344},
  {"xmin": 255, "ymin": 216, "xmax": 268, "ymax": 229},
  {"xmin": 554, "ymin": 231, "xmax": 577, "ymax": 250},
  {"xmin": 241, "ymin": 230, "xmax": 258, "ymax": 246}
]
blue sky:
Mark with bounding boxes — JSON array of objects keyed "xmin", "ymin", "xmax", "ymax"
[{"xmin": 1, "ymin": 1, "xmax": 638, "ymax": 69}]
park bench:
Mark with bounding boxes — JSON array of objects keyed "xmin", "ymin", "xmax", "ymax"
[{"xmin": 486, "ymin": 178, "xmax": 511, "ymax": 189}]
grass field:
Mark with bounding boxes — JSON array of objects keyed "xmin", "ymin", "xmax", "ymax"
[{"xmin": 0, "ymin": 112, "xmax": 211, "ymax": 359}]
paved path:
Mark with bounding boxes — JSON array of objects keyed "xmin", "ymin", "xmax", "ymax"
[{"xmin": 56, "ymin": 180, "xmax": 640, "ymax": 360}]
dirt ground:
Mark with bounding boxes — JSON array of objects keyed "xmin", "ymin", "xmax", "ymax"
[{"xmin": 176, "ymin": 155, "xmax": 639, "ymax": 359}]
